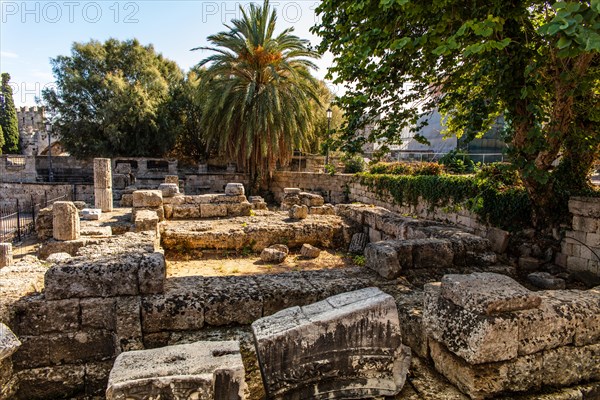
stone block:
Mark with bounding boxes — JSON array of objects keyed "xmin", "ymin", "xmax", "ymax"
[
  {"xmin": 283, "ymin": 187, "xmax": 301, "ymax": 195},
  {"xmin": 116, "ymin": 297, "xmax": 143, "ymax": 352},
  {"xmin": 10, "ymin": 297, "xmax": 80, "ymax": 336},
  {"xmin": 369, "ymin": 227, "xmax": 382, "ymax": 242},
  {"xmin": 252, "ymin": 287, "xmax": 410, "ymax": 399},
  {"xmin": 112, "ymin": 174, "xmax": 130, "ymax": 190},
  {"xmin": 572, "ymin": 215, "xmax": 598, "ymax": 233},
  {"xmin": 81, "ymin": 298, "xmax": 117, "ymax": 330},
  {"xmin": 527, "ymin": 272, "xmax": 565, "ymax": 290},
  {"xmin": 44, "ymin": 252, "xmax": 164, "ymax": 299},
  {"xmin": 225, "ymin": 182, "xmax": 245, "ymax": 196},
  {"xmin": 412, "ymin": 238, "xmax": 454, "ymax": 269},
  {"xmin": 365, "ymin": 241, "xmax": 401, "ymax": 279},
  {"xmin": 85, "ymin": 361, "xmax": 114, "ymax": 397},
  {"xmin": 132, "ymin": 190, "xmax": 163, "ymax": 208},
  {"xmin": 569, "ymin": 196, "xmax": 600, "ymax": 218},
  {"xmin": 519, "ymin": 256, "xmax": 542, "ymax": 271},
  {"xmin": 173, "ymin": 204, "xmax": 201, "ymax": 219},
  {"xmin": 134, "ymin": 209, "xmax": 159, "ymax": 233},
  {"xmin": 309, "ymin": 204, "xmax": 335, "ymax": 215},
  {"xmin": 46, "ymin": 252, "xmax": 72, "ymax": 263},
  {"xmin": 204, "ymin": 276, "xmax": 263, "ymax": 326},
  {"xmin": 209, "ymin": 194, "xmax": 247, "ymax": 204},
  {"xmin": 348, "ymin": 232, "xmax": 369, "ymax": 254},
  {"xmin": 226, "ymin": 202, "xmax": 252, "ymax": 217},
  {"xmin": 0, "ymin": 323, "xmax": 21, "ymax": 361},
  {"xmin": 94, "ymin": 188, "xmax": 114, "ymax": 212},
  {"xmin": 106, "ymin": 341, "xmax": 246, "ymax": 400},
  {"xmin": 424, "ymin": 282, "xmax": 519, "ymax": 364},
  {"xmin": 289, "ymin": 204, "xmax": 308, "ymax": 219},
  {"xmin": 254, "ymin": 272, "xmax": 320, "ymax": 316},
  {"xmin": 141, "ymin": 286, "xmax": 204, "ymax": 334},
  {"xmin": 81, "ymin": 208, "xmax": 102, "ymax": 220},
  {"xmin": 164, "ymin": 175, "xmax": 179, "ymax": 185},
  {"xmin": 0, "ymin": 243, "xmax": 13, "ymax": 268},
  {"xmin": 300, "ymin": 191, "xmax": 324, "ymax": 207},
  {"xmin": 440, "ymin": 273, "xmax": 541, "ymax": 315},
  {"xmin": 48, "ymin": 330, "xmax": 115, "ymax": 364},
  {"xmin": 53, "ymin": 201, "xmax": 81, "ymax": 241},
  {"xmin": 200, "ymin": 203, "xmax": 228, "ymax": 218},
  {"xmin": 15, "ymin": 365, "xmax": 85, "ymax": 400},
  {"xmin": 542, "ymin": 343, "xmax": 600, "ymax": 387},
  {"xmin": 300, "ymin": 243, "xmax": 321, "ymax": 258},
  {"xmin": 120, "ymin": 193, "xmax": 133, "ymax": 207},
  {"xmin": 158, "ymin": 183, "xmax": 179, "ymax": 197}
]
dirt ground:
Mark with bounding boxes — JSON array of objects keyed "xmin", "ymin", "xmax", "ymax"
[{"xmin": 166, "ymin": 248, "xmax": 362, "ymax": 277}]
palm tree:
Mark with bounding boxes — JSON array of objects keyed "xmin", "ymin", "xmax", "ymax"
[{"xmin": 192, "ymin": 0, "xmax": 321, "ymax": 190}]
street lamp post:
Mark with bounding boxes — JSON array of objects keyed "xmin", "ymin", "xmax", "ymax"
[
  {"xmin": 325, "ymin": 108, "xmax": 332, "ymax": 169},
  {"xmin": 45, "ymin": 123, "xmax": 53, "ymax": 182}
]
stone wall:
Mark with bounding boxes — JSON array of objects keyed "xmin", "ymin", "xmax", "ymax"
[
  {"xmin": 184, "ymin": 174, "xmax": 250, "ymax": 195},
  {"xmin": 0, "ymin": 183, "xmax": 73, "ymax": 208},
  {"xmin": 0, "ymin": 156, "xmax": 37, "ymax": 183},
  {"xmin": 557, "ymin": 196, "xmax": 600, "ymax": 275},
  {"xmin": 270, "ymin": 172, "xmax": 487, "ymax": 235}
]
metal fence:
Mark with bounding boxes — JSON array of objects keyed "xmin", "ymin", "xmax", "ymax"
[
  {"xmin": 0, "ymin": 193, "xmax": 70, "ymax": 244},
  {"xmin": 393, "ymin": 152, "xmax": 506, "ymax": 163}
]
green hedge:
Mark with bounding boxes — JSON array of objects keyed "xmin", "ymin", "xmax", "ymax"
[{"xmin": 357, "ymin": 172, "xmax": 532, "ymax": 230}]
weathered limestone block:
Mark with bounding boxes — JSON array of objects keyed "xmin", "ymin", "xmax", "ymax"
[
  {"xmin": 283, "ymin": 187, "xmax": 301, "ymax": 195},
  {"xmin": 112, "ymin": 174, "xmax": 131, "ymax": 190},
  {"xmin": 203, "ymin": 276, "xmax": 263, "ymax": 326},
  {"xmin": 424, "ymin": 282, "xmax": 519, "ymax": 364},
  {"xmin": 10, "ymin": 296, "xmax": 80, "ymax": 336},
  {"xmin": 81, "ymin": 225, "xmax": 112, "ymax": 237},
  {"xmin": 365, "ymin": 241, "xmax": 402, "ymax": 279},
  {"xmin": 158, "ymin": 183, "xmax": 179, "ymax": 197},
  {"xmin": 309, "ymin": 204, "xmax": 335, "ymax": 215},
  {"xmin": 569, "ymin": 196, "xmax": 600, "ymax": 218},
  {"xmin": 81, "ymin": 297, "xmax": 117, "ymax": 331},
  {"xmin": 486, "ymin": 227, "xmax": 510, "ymax": 253},
  {"xmin": 348, "ymin": 232, "xmax": 369, "ymax": 254},
  {"xmin": 300, "ymin": 191, "xmax": 325, "ymax": 207},
  {"xmin": 116, "ymin": 297, "xmax": 143, "ymax": 352},
  {"xmin": 260, "ymin": 247, "xmax": 287, "ymax": 264},
  {"xmin": 0, "ymin": 243, "xmax": 13, "ymax": 268},
  {"xmin": 225, "ymin": 182, "xmax": 245, "ymax": 196},
  {"xmin": 280, "ymin": 193, "xmax": 302, "ymax": 211},
  {"xmin": 93, "ymin": 158, "xmax": 112, "ymax": 189},
  {"xmin": 439, "ymin": 273, "xmax": 541, "ymax": 315},
  {"xmin": 114, "ymin": 163, "xmax": 132, "ymax": 175},
  {"xmin": 132, "ymin": 190, "xmax": 163, "ymax": 208},
  {"xmin": 120, "ymin": 193, "xmax": 133, "ymax": 207},
  {"xmin": 44, "ymin": 252, "xmax": 165, "ymax": 300},
  {"xmin": 36, "ymin": 206, "xmax": 53, "ymax": 240},
  {"xmin": 106, "ymin": 341, "xmax": 247, "ymax": 400},
  {"xmin": 165, "ymin": 174, "xmax": 179, "ymax": 185},
  {"xmin": 527, "ymin": 272, "xmax": 565, "ymax": 290},
  {"xmin": 15, "ymin": 364, "xmax": 86, "ymax": 400},
  {"xmin": 254, "ymin": 272, "xmax": 320, "ymax": 316},
  {"xmin": 132, "ymin": 206, "xmax": 164, "ymax": 222},
  {"xmin": 46, "ymin": 252, "xmax": 72, "ymax": 263},
  {"xmin": 226, "ymin": 201, "xmax": 252, "ymax": 217},
  {"xmin": 134, "ymin": 209, "xmax": 159, "ymax": 233},
  {"xmin": 81, "ymin": 208, "xmax": 101, "ymax": 220},
  {"xmin": 252, "ymin": 287, "xmax": 411, "ymax": 399},
  {"xmin": 300, "ymin": 243, "xmax": 321, "ymax": 258},
  {"xmin": 0, "ymin": 323, "xmax": 21, "ymax": 360},
  {"xmin": 249, "ymin": 196, "xmax": 268, "ymax": 210},
  {"xmin": 200, "ymin": 203, "xmax": 228, "ymax": 218},
  {"xmin": 289, "ymin": 204, "xmax": 308, "ymax": 219},
  {"xmin": 53, "ymin": 201, "xmax": 80, "ymax": 241},
  {"xmin": 172, "ymin": 204, "xmax": 201, "ymax": 219},
  {"xmin": 411, "ymin": 238, "xmax": 454, "ymax": 269},
  {"xmin": 141, "ymin": 283, "xmax": 204, "ymax": 334},
  {"xmin": 94, "ymin": 188, "xmax": 114, "ymax": 212}
]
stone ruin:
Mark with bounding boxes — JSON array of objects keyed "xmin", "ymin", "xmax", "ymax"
[{"xmin": 0, "ymin": 175, "xmax": 599, "ymax": 400}]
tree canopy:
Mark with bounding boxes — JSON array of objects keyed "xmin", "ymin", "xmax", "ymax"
[
  {"xmin": 193, "ymin": 0, "xmax": 321, "ymax": 187},
  {"xmin": 313, "ymin": 0, "xmax": 600, "ymax": 227},
  {"xmin": 0, "ymin": 73, "xmax": 20, "ymax": 154},
  {"xmin": 42, "ymin": 39, "xmax": 185, "ymax": 158}
]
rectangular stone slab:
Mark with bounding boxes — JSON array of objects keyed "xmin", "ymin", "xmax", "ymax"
[
  {"xmin": 252, "ymin": 287, "xmax": 410, "ymax": 399},
  {"xmin": 440, "ymin": 272, "xmax": 541, "ymax": 315},
  {"xmin": 106, "ymin": 341, "xmax": 246, "ymax": 400}
]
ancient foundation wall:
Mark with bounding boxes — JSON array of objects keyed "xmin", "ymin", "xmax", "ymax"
[
  {"xmin": 557, "ymin": 196, "xmax": 600, "ymax": 275},
  {"xmin": 184, "ymin": 174, "xmax": 250, "ymax": 195},
  {"xmin": 270, "ymin": 172, "xmax": 487, "ymax": 235}
]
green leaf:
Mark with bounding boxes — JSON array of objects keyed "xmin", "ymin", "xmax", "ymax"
[
  {"xmin": 552, "ymin": 1, "xmax": 567, "ymax": 10},
  {"xmin": 391, "ymin": 37, "xmax": 411, "ymax": 50},
  {"xmin": 557, "ymin": 36, "xmax": 572, "ymax": 49}
]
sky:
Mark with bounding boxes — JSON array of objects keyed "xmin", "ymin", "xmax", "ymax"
[{"xmin": 0, "ymin": 0, "xmax": 340, "ymax": 106}]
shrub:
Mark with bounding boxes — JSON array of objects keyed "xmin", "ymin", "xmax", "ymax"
[
  {"xmin": 439, "ymin": 150, "xmax": 477, "ymax": 174},
  {"xmin": 368, "ymin": 161, "xmax": 442, "ymax": 176},
  {"xmin": 342, "ymin": 154, "xmax": 366, "ymax": 173}
]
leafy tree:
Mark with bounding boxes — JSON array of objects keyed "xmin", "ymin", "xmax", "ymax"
[
  {"xmin": 42, "ymin": 39, "xmax": 184, "ymax": 158},
  {"xmin": 0, "ymin": 73, "xmax": 20, "ymax": 154},
  {"xmin": 193, "ymin": 0, "xmax": 321, "ymax": 189},
  {"xmin": 306, "ymin": 80, "xmax": 344, "ymax": 156},
  {"xmin": 313, "ymin": 0, "xmax": 600, "ymax": 228}
]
